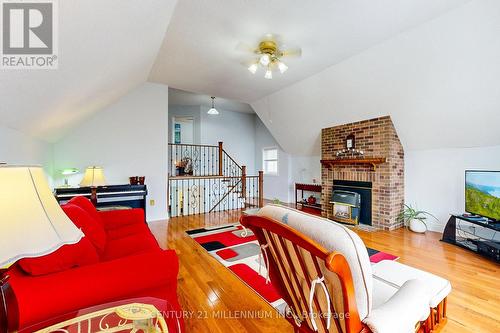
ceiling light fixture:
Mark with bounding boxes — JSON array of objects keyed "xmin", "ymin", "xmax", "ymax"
[
  {"xmin": 259, "ymin": 54, "xmax": 270, "ymax": 66},
  {"xmin": 238, "ymin": 34, "xmax": 301, "ymax": 79},
  {"xmin": 278, "ymin": 61, "xmax": 288, "ymax": 74},
  {"xmin": 264, "ymin": 68, "xmax": 273, "ymax": 80},
  {"xmin": 248, "ymin": 63, "xmax": 258, "ymax": 74},
  {"xmin": 207, "ymin": 96, "xmax": 219, "ymax": 115}
]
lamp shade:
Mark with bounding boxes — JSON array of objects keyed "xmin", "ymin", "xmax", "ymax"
[
  {"xmin": 80, "ymin": 166, "xmax": 107, "ymax": 187},
  {"xmin": 0, "ymin": 166, "xmax": 84, "ymax": 268},
  {"xmin": 61, "ymin": 168, "xmax": 79, "ymax": 176}
]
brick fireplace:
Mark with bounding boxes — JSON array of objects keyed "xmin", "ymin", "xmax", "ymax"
[{"xmin": 321, "ymin": 116, "xmax": 404, "ymax": 230}]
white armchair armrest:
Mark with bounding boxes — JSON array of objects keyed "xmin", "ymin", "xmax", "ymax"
[{"xmin": 363, "ymin": 279, "xmax": 430, "ymax": 333}]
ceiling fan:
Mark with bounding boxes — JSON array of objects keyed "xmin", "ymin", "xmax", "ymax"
[{"xmin": 237, "ymin": 34, "xmax": 302, "ymax": 79}]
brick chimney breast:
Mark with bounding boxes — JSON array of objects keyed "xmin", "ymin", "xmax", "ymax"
[{"xmin": 321, "ymin": 116, "xmax": 404, "ymax": 230}]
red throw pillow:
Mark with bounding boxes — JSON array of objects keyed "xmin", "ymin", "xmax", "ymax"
[
  {"xmin": 62, "ymin": 204, "xmax": 107, "ymax": 255},
  {"xmin": 68, "ymin": 196, "xmax": 103, "ymax": 226},
  {"xmin": 18, "ymin": 236, "xmax": 99, "ymax": 276}
]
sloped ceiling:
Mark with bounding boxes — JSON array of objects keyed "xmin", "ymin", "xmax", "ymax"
[
  {"xmin": 251, "ymin": 0, "xmax": 500, "ymax": 155},
  {"xmin": 150, "ymin": 0, "xmax": 468, "ymax": 102},
  {"xmin": 0, "ymin": 0, "xmax": 177, "ymax": 142}
]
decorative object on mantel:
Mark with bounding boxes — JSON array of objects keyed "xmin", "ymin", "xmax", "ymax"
[
  {"xmin": 398, "ymin": 204, "xmax": 438, "ymax": 233},
  {"xmin": 320, "ymin": 157, "xmax": 386, "ymax": 171},
  {"xmin": 336, "ymin": 133, "xmax": 364, "ymax": 158}
]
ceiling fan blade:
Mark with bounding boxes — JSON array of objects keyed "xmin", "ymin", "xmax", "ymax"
[
  {"xmin": 235, "ymin": 41, "xmax": 258, "ymax": 53},
  {"xmin": 280, "ymin": 47, "xmax": 302, "ymax": 58}
]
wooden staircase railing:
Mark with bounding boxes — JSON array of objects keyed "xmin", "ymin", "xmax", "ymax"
[{"xmin": 168, "ymin": 142, "xmax": 263, "ymax": 217}]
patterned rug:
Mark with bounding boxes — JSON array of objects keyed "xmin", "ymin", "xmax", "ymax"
[{"xmin": 187, "ymin": 223, "xmax": 398, "ymax": 312}]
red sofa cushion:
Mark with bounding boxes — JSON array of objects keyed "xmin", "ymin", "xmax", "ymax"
[
  {"xmin": 62, "ymin": 204, "xmax": 107, "ymax": 255},
  {"xmin": 68, "ymin": 196, "xmax": 104, "ymax": 226},
  {"xmin": 17, "ymin": 237, "xmax": 99, "ymax": 276},
  {"xmin": 105, "ymin": 222, "xmax": 151, "ymax": 240},
  {"xmin": 103, "ymin": 233, "xmax": 160, "ymax": 261},
  {"xmin": 98, "ymin": 208, "xmax": 145, "ymax": 231}
]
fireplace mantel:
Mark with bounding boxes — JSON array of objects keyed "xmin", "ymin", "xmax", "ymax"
[{"xmin": 320, "ymin": 157, "xmax": 386, "ymax": 171}]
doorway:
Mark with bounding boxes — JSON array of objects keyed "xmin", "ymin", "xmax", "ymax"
[{"xmin": 172, "ymin": 116, "xmax": 194, "ymax": 144}]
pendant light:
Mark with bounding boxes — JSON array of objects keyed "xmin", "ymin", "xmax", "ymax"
[{"xmin": 207, "ymin": 96, "xmax": 219, "ymax": 115}]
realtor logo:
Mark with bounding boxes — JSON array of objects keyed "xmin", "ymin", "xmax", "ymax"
[{"xmin": 1, "ymin": 0, "xmax": 58, "ymax": 69}]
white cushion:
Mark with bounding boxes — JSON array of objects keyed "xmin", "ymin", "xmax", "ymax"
[
  {"xmin": 372, "ymin": 277, "xmax": 398, "ymax": 309},
  {"xmin": 372, "ymin": 260, "xmax": 451, "ymax": 308},
  {"xmin": 257, "ymin": 204, "xmax": 373, "ymax": 319},
  {"xmin": 364, "ymin": 279, "xmax": 430, "ymax": 333}
]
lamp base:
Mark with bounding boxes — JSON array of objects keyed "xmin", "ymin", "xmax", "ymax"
[{"xmin": 90, "ymin": 187, "xmax": 98, "ymax": 206}]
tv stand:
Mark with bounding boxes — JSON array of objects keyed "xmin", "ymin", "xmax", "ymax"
[{"xmin": 442, "ymin": 214, "xmax": 500, "ymax": 263}]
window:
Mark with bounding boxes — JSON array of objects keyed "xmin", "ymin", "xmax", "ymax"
[{"xmin": 263, "ymin": 147, "xmax": 278, "ymax": 175}]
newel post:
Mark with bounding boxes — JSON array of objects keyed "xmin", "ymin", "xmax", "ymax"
[
  {"xmin": 241, "ymin": 166, "xmax": 247, "ymax": 201},
  {"xmin": 258, "ymin": 170, "xmax": 264, "ymax": 207},
  {"xmin": 218, "ymin": 141, "xmax": 223, "ymax": 176}
]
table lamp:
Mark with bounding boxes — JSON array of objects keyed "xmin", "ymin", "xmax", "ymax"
[
  {"xmin": 0, "ymin": 165, "xmax": 84, "ymax": 331},
  {"xmin": 80, "ymin": 166, "xmax": 107, "ymax": 205},
  {"xmin": 60, "ymin": 168, "xmax": 79, "ymax": 188}
]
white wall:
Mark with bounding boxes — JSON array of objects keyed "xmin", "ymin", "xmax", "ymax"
[
  {"xmin": 0, "ymin": 125, "xmax": 53, "ymax": 176},
  {"xmin": 405, "ymin": 145, "xmax": 500, "ymax": 232},
  {"xmin": 254, "ymin": 117, "xmax": 290, "ymax": 202},
  {"xmin": 201, "ymin": 107, "xmax": 256, "ymax": 174},
  {"xmin": 53, "ymin": 83, "xmax": 169, "ymax": 222},
  {"xmin": 290, "ymin": 155, "xmax": 321, "ymax": 186},
  {"xmin": 254, "ymin": 117, "xmax": 321, "ymax": 203}
]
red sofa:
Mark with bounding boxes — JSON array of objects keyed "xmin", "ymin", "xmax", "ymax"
[{"xmin": 7, "ymin": 197, "xmax": 183, "ymax": 332}]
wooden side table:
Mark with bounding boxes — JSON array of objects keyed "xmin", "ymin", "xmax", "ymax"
[{"xmin": 295, "ymin": 183, "xmax": 322, "ymax": 215}]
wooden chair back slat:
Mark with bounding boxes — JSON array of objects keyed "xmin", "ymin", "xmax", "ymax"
[
  {"xmin": 278, "ymin": 235, "xmax": 322, "ymax": 331},
  {"xmin": 241, "ymin": 214, "xmax": 366, "ymax": 333},
  {"xmin": 262, "ymin": 229, "xmax": 306, "ymax": 323},
  {"xmin": 283, "ymin": 237, "xmax": 330, "ymax": 333}
]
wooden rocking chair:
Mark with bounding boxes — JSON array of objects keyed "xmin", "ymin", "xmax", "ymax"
[{"xmin": 241, "ymin": 208, "xmax": 433, "ymax": 333}]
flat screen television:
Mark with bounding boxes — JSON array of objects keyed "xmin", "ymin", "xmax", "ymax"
[{"xmin": 465, "ymin": 170, "xmax": 500, "ymax": 221}]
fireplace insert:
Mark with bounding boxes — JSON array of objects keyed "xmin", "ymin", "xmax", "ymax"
[
  {"xmin": 331, "ymin": 190, "xmax": 361, "ymax": 225},
  {"xmin": 332, "ymin": 180, "xmax": 372, "ymax": 225}
]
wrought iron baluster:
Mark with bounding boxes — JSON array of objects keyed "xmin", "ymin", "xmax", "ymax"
[{"xmin": 175, "ymin": 179, "xmax": 178, "ymax": 217}]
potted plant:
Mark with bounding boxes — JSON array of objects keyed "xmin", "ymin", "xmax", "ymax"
[{"xmin": 398, "ymin": 204, "xmax": 437, "ymax": 233}]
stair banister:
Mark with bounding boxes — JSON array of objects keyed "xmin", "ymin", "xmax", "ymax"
[
  {"xmin": 259, "ymin": 171, "xmax": 264, "ymax": 208},
  {"xmin": 242, "ymin": 166, "xmax": 247, "ymax": 201},
  {"xmin": 218, "ymin": 141, "xmax": 223, "ymax": 176}
]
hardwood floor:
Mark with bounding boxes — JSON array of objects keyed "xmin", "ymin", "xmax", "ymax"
[{"xmin": 149, "ymin": 210, "xmax": 500, "ymax": 333}]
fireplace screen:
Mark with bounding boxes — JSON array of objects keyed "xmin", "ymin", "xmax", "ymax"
[{"xmin": 330, "ymin": 190, "xmax": 361, "ymax": 225}]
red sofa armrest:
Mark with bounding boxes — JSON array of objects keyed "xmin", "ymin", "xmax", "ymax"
[
  {"xmin": 98, "ymin": 208, "xmax": 145, "ymax": 230},
  {"xmin": 9, "ymin": 249, "xmax": 179, "ymax": 329}
]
